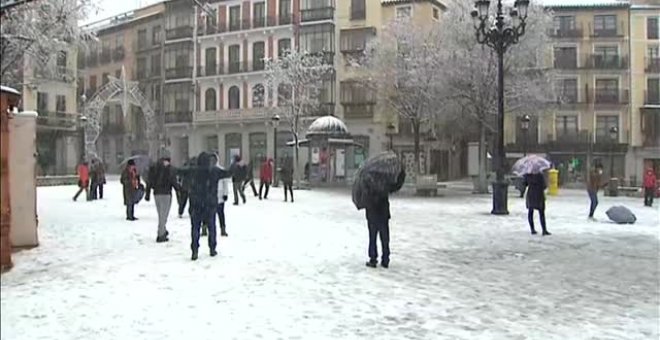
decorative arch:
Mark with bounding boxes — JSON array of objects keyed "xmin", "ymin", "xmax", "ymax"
[
  {"xmin": 205, "ymin": 88, "xmax": 217, "ymax": 111},
  {"xmin": 228, "ymin": 86, "xmax": 240, "ymax": 109}
]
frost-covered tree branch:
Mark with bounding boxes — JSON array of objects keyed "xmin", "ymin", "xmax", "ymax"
[{"xmin": 0, "ymin": 0, "xmax": 97, "ymax": 86}]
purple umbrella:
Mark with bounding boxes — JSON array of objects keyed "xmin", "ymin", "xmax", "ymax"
[
  {"xmin": 512, "ymin": 154, "xmax": 551, "ymax": 176},
  {"xmin": 119, "ymin": 154, "xmax": 152, "ymax": 176}
]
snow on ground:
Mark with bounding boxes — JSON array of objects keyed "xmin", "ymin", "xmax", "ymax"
[{"xmin": 1, "ymin": 182, "xmax": 659, "ymax": 340}]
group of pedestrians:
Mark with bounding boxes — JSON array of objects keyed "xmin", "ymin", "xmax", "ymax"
[{"xmin": 73, "ymin": 158, "xmax": 106, "ymax": 202}]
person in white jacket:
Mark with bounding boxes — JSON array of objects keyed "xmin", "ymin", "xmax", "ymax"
[{"xmin": 212, "ymin": 153, "xmax": 230, "ymax": 237}]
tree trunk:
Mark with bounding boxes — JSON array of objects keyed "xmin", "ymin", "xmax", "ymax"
[
  {"xmin": 413, "ymin": 119, "xmax": 421, "ymax": 177},
  {"xmin": 476, "ymin": 120, "xmax": 489, "ymax": 194},
  {"xmin": 293, "ymin": 132, "xmax": 301, "ymax": 188}
]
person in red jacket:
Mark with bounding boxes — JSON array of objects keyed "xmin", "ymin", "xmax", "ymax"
[
  {"xmin": 259, "ymin": 158, "xmax": 273, "ymax": 200},
  {"xmin": 73, "ymin": 161, "xmax": 90, "ymax": 202},
  {"xmin": 643, "ymin": 167, "xmax": 657, "ymax": 207}
]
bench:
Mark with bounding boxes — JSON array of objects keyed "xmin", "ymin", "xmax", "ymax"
[{"xmin": 416, "ymin": 175, "xmax": 440, "ymax": 197}]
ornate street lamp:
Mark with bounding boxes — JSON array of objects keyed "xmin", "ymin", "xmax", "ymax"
[
  {"xmin": 386, "ymin": 123, "xmax": 396, "ymax": 151},
  {"xmin": 609, "ymin": 126, "xmax": 618, "ymax": 178},
  {"xmin": 521, "ymin": 114, "xmax": 530, "ymax": 156},
  {"xmin": 471, "ymin": 0, "xmax": 530, "ymax": 215},
  {"xmin": 272, "ymin": 114, "xmax": 280, "ymax": 187}
]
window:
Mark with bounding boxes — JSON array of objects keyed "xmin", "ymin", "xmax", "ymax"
[
  {"xmin": 340, "ymin": 27, "xmax": 375, "ymax": 52},
  {"xmin": 433, "ymin": 7, "xmax": 439, "ymax": 20},
  {"xmin": 89, "ymin": 75, "xmax": 97, "ymax": 90},
  {"xmin": 164, "ymin": 42, "xmax": 193, "ymax": 70},
  {"xmin": 56, "ymin": 95, "xmax": 66, "ymax": 113},
  {"xmin": 205, "ymin": 48, "xmax": 217, "ymax": 75},
  {"xmin": 228, "ymin": 45, "xmax": 241, "ymax": 73},
  {"xmin": 650, "ymin": 46, "xmax": 659, "ymax": 59},
  {"xmin": 279, "ymin": 0, "xmax": 291, "ymax": 24},
  {"xmin": 252, "ymin": 84, "xmax": 265, "ymax": 107},
  {"xmin": 554, "ymin": 16, "xmax": 576, "ymax": 31},
  {"xmin": 351, "ymin": 0, "xmax": 365, "ymax": 20},
  {"xmin": 593, "ymin": 45, "xmax": 618, "ymax": 67},
  {"xmin": 116, "ymin": 34, "xmax": 124, "ymax": 50},
  {"xmin": 396, "ymin": 5, "xmax": 412, "ymax": 19},
  {"xmin": 648, "ymin": 78, "xmax": 659, "ymax": 104},
  {"xmin": 228, "ymin": 86, "xmax": 240, "ymax": 109},
  {"xmin": 137, "ymin": 29, "xmax": 147, "ymax": 48},
  {"xmin": 152, "ymin": 25, "xmax": 162, "ymax": 45},
  {"xmin": 594, "ymin": 46, "xmax": 618, "ymax": 57},
  {"xmin": 253, "ymin": 2, "xmax": 265, "ymax": 27},
  {"xmin": 340, "ymin": 81, "xmax": 375, "ymax": 104},
  {"xmin": 300, "ymin": 25, "xmax": 334, "ymax": 54},
  {"xmin": 278, "ymin": 38, "xmax": 291, "ymax": 57},
  {"xmin": 595, "ymin": 78, "xmax": 619, "ymax": 103},
  {"xmin": 205, "ymin": 88, "xmax": 217, "ymax": 111},
  {"xmin": 56, "ymin": 51, "xmax": 67, "ymax": 68},
  {"xmin": 555, "ymin": 115, "xmax": 578, "ymax": 139},
  {"xmin": 253, "ymin": 42, "xmax": 265, "ymax": 70},
  {"xmin": 594, "ymin": 15, "xmax": 616, "ymax": 32},
  {"xmin": 557, "ymin": 78, "xmax": 578, "ymax": 103},
  {"xmin": 229, "ymin": 6, "xmax": 241, "ymax": 31},
  {"xmin": 206, "ymin": 135, "xmax": 218, "ymax": 153},
  {"xmin": 102, "ymin": 72, "xmax": 109, "ymax": 85},
  {"xmin": 553, "ymin": 46, "xmax": 577, "ymax": 69},
  {"xmin": 137, "ymin": 58, "xmax": 147, "ymax": 79},
  {"xmin": 164, "ymin": 83, "xmax": 192, "ymax": 113},
  {"xmin": 647, "ymin": 17, "xmax": 659, "ymax": 40},
  {"xmin": 596, "ymin": 116, "xmax": 619, "ymax": 143},
  {"xmin": 278, "ymin": 84, "xmax": 291, "ymax": 106},
  {"xmin": 37, "ymin": 92, "xmax": 48, "ymax": 112},
  {"xmin": 151, "ymin": 54, "xmax": 161, "ymax": 76}
]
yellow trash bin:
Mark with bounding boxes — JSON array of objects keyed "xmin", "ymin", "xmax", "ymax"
[{"xmin": 548, "ymin": 169, "xmax": 559, "ymax": 196}]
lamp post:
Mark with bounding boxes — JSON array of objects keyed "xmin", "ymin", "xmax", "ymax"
[
  {"xmin": 471, "ymin": 0, "xmax": 530, "ymax": 215},
  {"xmin": 521, "ymin": 114, "xmax": 530, "ymax": 156},
  {"xmin": 386, "ymin": 123, "xmax": 395, "ymax": 151},
  {"xmin": 609, "ymin": 126, "xmax": 618, "ymax": 178},
  {"xmin": 79, "ymin": 94, "xmax": 88, "ymax": 162},
  {"xmin": 272, "ymin": 114, "xmax": 280, "ymax": 187}
]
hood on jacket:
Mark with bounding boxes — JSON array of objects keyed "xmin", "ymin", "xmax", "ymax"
[{"xmin": 197, "ymin": 152, "xmax": 213, "ymax": 168}]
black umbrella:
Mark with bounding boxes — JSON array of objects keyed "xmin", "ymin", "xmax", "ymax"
[{"xmin": 352, "ymin": 152, "xmax": 406, "ymax": 210}]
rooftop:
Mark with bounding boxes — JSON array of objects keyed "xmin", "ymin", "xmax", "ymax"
[{"xmin": 541, "ymin": 0, "xmax": 630, "ymax": 8}]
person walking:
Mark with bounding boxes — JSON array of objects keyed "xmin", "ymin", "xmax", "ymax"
[
  {"xmin": 89, "ymin": 159, "xmax": 99, "ymax": 200},
  {"xmin": 259, "ymin": 158, "xmax": 273, "ymax": 200},
  {"xmin": 73, "ymin": 160, "xmax": 90, "ymax": 202},
  {"xmin": 643, "ymin": 166, "xmax": 657, "ymax": 207},
  {"xmin": 523, "ymin": 172, "xmax": 550, "ymax": 236},
  {"xmin": 185, "ymin": 152, "xmax": 230, "ymax": 260},
  {"xmin": 176, "ymin": 157, "xmax": 195, "ymax": 218},
  {"xmin": 587, "ymin": 164, "xmax": 607, "ymax": 220},
  {"xmin": 211, "ymin": 153, "xmax": 230, "ymax": 237},
  {"xmin": 145, "ymin": 157, "xmax": 181, "ymax": 243},
  {"xmin": 230, "ymin": 155, "xmax": 247, "ymax": 205},
  {"xmin": 243, "ymin": 160, "xmax": 259, "ymax": 198},
  {"xmin": 121, "ymin": 159, "xmax": 141, "ymax": 221},
  {"xmin": 95, "ymin": 159, "xmax": 106, "ymax": 199},
  {"xmin": 281, "ymin": 155, "xmax": 294, "ymax": 203}
]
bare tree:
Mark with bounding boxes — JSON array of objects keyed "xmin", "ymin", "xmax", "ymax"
[
  {"xmin": 360, "ymin": 17, "xmax": 446, "ymax": 177},
  {"xmin": 1, "ymin": 0, "xmax": 96, "ymax": 86},
  {"xmin": 435, "ymin": 1, "xmax": 555, "ymax": 192},
  {"xmin": 265, "ymin": 49, "xmax": 333, "ymax": 187}
]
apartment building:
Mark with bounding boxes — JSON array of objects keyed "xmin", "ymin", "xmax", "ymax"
[
  {"xmin": 78, "ymin": 3, "xmax": 165, "ymax": 170},
  {"xmin": 22, "ymin": 47, "xmax": 80, "ymax": 175},
  {"xmin": 628, "ymin": 0, "xmax": 659, "ymax": 177},
  {"xmin": 166, "ymin": 0, "xmax": 337, "ymax": 168},
  {"xmin": 505, "ymin": 0, "xmax": 633, "ymax": 184},
  {"xmin": 336, "ymin": 0, "xmax": 450, "ymax": 179}
]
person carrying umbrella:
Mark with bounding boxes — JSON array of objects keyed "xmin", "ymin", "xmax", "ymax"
[{"xmin": 523, "ymin": 171, "xmax": 551, "ymax": 236}]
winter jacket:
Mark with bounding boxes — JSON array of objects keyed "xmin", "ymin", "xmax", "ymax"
[
  {"xmin": 366, "ymin": 194, "xmax": 390, "ymax": 222},
  {"xmin": 120, "ymin": 165, "xmax": 140, "ymax": 206},
  {"xmin": 524, "ymin": 173, "xmax": 546, "ymax": 210},
  {"xmin": 216, "ymin": 164, "xmax": 230, "ymax": 203},
  {"xmin": 587, "ymin": 170, "xmax": 605, "ymax": 192},
  {"xmin": 95, "ymin": 162, "xmax": 106, "ymax": 183},
  {"xmin": 184, "ymin": 152, "xmax": 231, "ymax": 216},
  {"xmin": 230, "ymin": 161, "xmax": 248, "ymax": 183},
  {"xmin": 280, "ymin": 159, "xmax": 294, "ymax": 185},
  {"xmin": 77, "ymin": 164, "xmax": 90, "ymax": 186},
  {"xmin": 146, "ymin": 160, "xmax": 180, "ymax": 197},
  {"xmin": 643, "ymin": 170, "xmax": 657, "ymax": 189},
  {"xmin": 260, "ymin": 160, "xmax": 273, "ymax": 183}
]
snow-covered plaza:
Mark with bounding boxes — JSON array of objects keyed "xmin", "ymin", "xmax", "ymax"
[{"xmin": 1, "ymin": 182, "xmax": 658, "ymax": 340}]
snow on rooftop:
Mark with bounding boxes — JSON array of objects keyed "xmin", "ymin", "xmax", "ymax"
[
  {"xmin": 542, "ymin": 0, "xmax": 630, "ymax": 7},
  {"xmin": 0, "ymin": 85, "xmax": 20, "ymax": 96}
]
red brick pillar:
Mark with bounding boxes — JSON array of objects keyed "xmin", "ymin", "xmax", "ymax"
[
  {"xmin": 243, "ymin": 38, "xmax": 249, "ymax": 71},
  {"xmin": 1, "ymin": 87, "xmax": 20, "ymax": 272},
  {"xmin": 243, "ymin": 81, "xmax": 249, "ymax": 109},
  {"xmin": 218, "ymin": 5, "xmax": 227, "ymax": 33},
  {"xmin": 242, "ymin": 1, "xmax": 251, "ymax": 29}
]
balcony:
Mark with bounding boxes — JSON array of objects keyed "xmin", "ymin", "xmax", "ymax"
[
  {"xmin": 586, "ymin": 54, "xmax": 627, "ymax": 69},
  {"xmin": 548, "ymin": 27, "xmax": 583, "ymax": 38},
  {"xmin": 646, "ymin": 57, "xmax": 660, "ymax": 74},
  {"xmin": 228, "ymin": 20, "xmax": 241, "ymax": 32},
  {"xmin": 342, "ymin": 103, "xmax": 375, "ymax": 119},
  {"xmin": 645, "ymin": 91, "xmax": 660, "ymax": 105},
  {"xmin": 165, "ymin": 67, "xmax": 193, "ymax": 80},
  {"xmin": 34, "ymin": 66, "xmax": 75, "ymax": 83},
  {"xmin": 311, "ymin": 51, "xmax": 334, "ymax": 65},
  {"xmin": 301, "ymin": 7, "xmax": 334, "ymax": 22},
  {"xmin": 113, "ymin": 46, "xmax": 125, "ymax": 62},
  {"xmin": 100, "ymin": 49, "xmax": 112, "ymax": 64},
  {"xmin": 279, "ymin": 13, "xmax": 292, "ymax": 25},
  {"xmin": 165, "ymin": 26, "xmax": 193, "ymax": 40},
  {"xmin": 197, "ymin": 64, "xmax": 222, "ymax": 77},
  {"xmin": 589, "ymin": 22, "xmax": 625, "ymax": 38},
  {"xmin": 553, "ymin": 58, "xmax": 578, "ymax": 69},
  {"xmin": 253, "ymin": 16, "xmax": 266, "ymax": 28},
  {"xmin": 194, "ymin": 108, "xmax": 270, "ymax": 123},
  {"xmin": 594, "ymin": 89, "xmax": 629, "ymax": 105},
  {"xmin": 642, "ymin": 110, "xmax": 660, "ymax": 147},
  {"xmin": 36, "ymin": 112, "xmax": 78, "ymax": 131},
  {"xmin": 165, "ymin": 111, "xmax": 192, "ymax": 124},
  {"xmin": 551, "ymin": 96, "xmax": 588, "ymax": 110}
]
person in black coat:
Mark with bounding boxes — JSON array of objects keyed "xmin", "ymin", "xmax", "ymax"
[
  {"xmin": 229, "ymin": 155, "xmax": 247, "ymax": 205},
  {"xmin": 181, "ymin": 152, "xmax": 231, "ymax": 260},
  {"xmin": 176, "ymin": 157, "xmax": 195, "ymax": 218},
  {"xmin": 145, "ymin": 157, "xmax": 181, "ymax": 243},
  {"xmin": 243, "ymin": 160, "xmax": 259, "ymax": 198},
  {"xmin": 365, "ymin": 193, "xmax": 391, "ymax": 268},
  {"xmin": 524, "ymin": 172, "xmax": 551, "ymax": 236}
]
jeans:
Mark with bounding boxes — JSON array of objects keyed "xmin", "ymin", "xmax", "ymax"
[
  {"xmin": 367, "ymin": 216, "xmax": 390, "ymax": 264},
  {"xmin": 644, "ymin": 187, "xmax": 655, "ymax": 207},
  {"xmin": 177, "ymin": 190, "xmax": 188, "ymax": 216},
  {"xmin": 244, "ymin": 179, "xmax": 258, "ymax": 197},
  {"xmin": 588, "ymin": 190, "xmax": 598, "ymax": 217},
  {"xmin": 217, "ymin": 203, "xmax": 226, "ymax": 234},
  {"xmin": 284, "ymin": 184, "xmax": 293, "ymax": 202},
  {"xmin": 528, "ymin": 208, "xmax": 547, "ymax": 232},
  {"xmin": 259, "ymin": 181, "xmax": 270, "ymax": 199},
  {"xmin": 190, "ymin": 207, "xmax": 217, "ymax": 252},
  {"xmin": 155, "ymin": 195, "xmax": 172, "ymax": 237},
  {"xmin": 126, "ymin": 204, "xmax": 135, "ymax": 219},
  {"xmin": 233, "ymin": 181, "xmax": 246, "ymax": 204}
]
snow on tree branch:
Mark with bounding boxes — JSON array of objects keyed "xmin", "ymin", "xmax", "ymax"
[{"xmin": 0, "ymin": 0, "xmax": 97, "ymax": 86}]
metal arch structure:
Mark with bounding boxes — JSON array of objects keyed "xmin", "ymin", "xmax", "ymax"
[{"xmin": 82, "ymin": 66, "xmax": 162, "ymax": 159}]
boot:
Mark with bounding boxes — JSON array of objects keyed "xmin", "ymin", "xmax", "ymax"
[
  {"xmin": 210, "ymin": 249, "xmax": 218, "ymax": 257},
  {"xmin": 191, "ymin": 249, "xmax": 199, "ymax": 261},
  {"xmin": 365, "ymin": 260, "xmax": 377, "ymax": 268},
  {"xmin": 156, "ymin": 235, "xmax": 169, "ymax": 243},
  {"xmin": 542, "ymin": 230, "xmax": 552, "ymax": 236}
]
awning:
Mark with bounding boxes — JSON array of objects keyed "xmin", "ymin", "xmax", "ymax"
[{"xmin": 286, "ymin": 138, "xmax": 362, "ymax": 147}]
